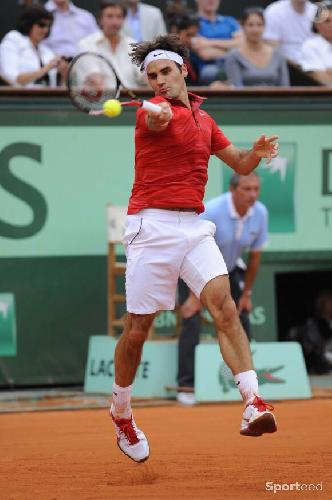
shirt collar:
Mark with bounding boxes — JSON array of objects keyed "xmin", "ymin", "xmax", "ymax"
[
  {"xmin": 227, "ymin": 192, "xmax": 254, "ymax": 219},
  {"xmin": 165, "ymin": 92, "xmax": 206, "ymax": 110},
  {"xmin": 46, "ymin": 1, "xmax": 78, "ymax": 14}
]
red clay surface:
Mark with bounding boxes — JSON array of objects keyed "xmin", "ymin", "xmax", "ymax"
[{"xmin": 0, "ymin": 399, "xmax": 331, "ymax": 499}]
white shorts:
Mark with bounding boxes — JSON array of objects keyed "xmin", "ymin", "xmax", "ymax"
[{"xmin": 123, "ymin": 209, "xmax": 228, "ymax": 314}]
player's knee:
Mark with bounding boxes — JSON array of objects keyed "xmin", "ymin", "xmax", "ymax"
[
  {"xmin": 126, "ymin": 328, "xmax": 148, "ymax": 350},
  {"xmin": 214, "ymin": 297, "xmax": 238, "ymax": 330}
]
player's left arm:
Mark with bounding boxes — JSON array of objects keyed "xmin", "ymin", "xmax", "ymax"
[
  {"xmin": 238, "ymin": 250, "xmax": 262, "ymax": 314},
  {"xmin": 215, "ymin": 135, "xmax": 279, "ymax": 174}
]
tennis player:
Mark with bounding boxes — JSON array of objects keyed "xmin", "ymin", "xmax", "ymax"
[{"xmin": 111, "ymin": 34, "xmax": 278, "ymax": 463}]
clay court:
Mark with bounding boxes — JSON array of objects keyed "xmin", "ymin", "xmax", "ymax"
[{"xmin": 1, "ymin": 398, "xmax": 331, "ymax": 499}]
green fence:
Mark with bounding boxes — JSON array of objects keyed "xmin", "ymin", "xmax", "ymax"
[{"xmin": 0, "ymin": 88, "xmax": 332, "ymax": 386}]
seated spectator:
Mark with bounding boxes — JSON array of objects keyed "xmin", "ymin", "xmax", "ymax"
[
  {"xmin": 44, "ymin": 0, "xmax": 99, "ymax": 60},
  {"xmin": 78, "ymin": 0, "xmax": 145, "ymax": 88},
  {"xmin": 263, "ymin": 0, "xmax": 317, "ymax": 65},
  {"xmin": 300, "ymin": 0, "xmax": 332, "ymax": 86},
  {"xmin": 225, "ymin": 7, "xmax": 290, "ymax": 87},
  {"xmin": 0, "ymin": 5, "xmax": 67, "ymax": 87},
  {"xmin": 166, "ymin": 1, "xmax": 189, "ymax": 26},
  {"xmin": 123, "ymin": 1, "xmax": 166, "ymax": 42},
  {"xmin": 190, "ymin": 0, "xmax": 242, "ymax": 84},
  {"xmin": 168, "ymin": 14, "xmax": 200, "ymax": 85}
]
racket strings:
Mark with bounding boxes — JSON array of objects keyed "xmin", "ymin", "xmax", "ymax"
[{"xmin": 68, "ymin": 53, "xmax": 120, "ymax": 113}]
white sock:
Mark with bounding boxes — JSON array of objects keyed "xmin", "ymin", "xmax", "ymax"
[
  {"xmin": 234, "ymin": 370, "xmax": 259, "ymax": 405},
  {"xmin": 111, "ymin": 383, "xmax": 132, "ymax": 419}
]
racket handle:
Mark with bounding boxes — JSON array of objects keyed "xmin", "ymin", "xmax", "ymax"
[{"xmin": 141, "ymin": 100, "xmax": 162, "ymax": 113}]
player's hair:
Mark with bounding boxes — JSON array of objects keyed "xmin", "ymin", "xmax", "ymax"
[
  {"xmin": 98, "ymin": 0, "xmax": 127, "ymax": 17},
  {"xmin": 241, "ymin": 6, "xmax": 265, "ymax": 24},
  {"xmin": 16, "ymin": 5, "xmax": 53, "ymax": 36},
  {"xmin": 130, "ymin": 35, "xmax": 189, "ymax": 71},
  {"xmin": 229, "ymin": 172, "xmax": 260, "ymax": 189}
]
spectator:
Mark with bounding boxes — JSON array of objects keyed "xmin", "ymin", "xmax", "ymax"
[
  {"xmin": 123, "ymin": 1, "xmax": 166, "ymax": 42},
  {"xmin": 78, "ymin": 0, "xmax": 145, "ymax": 88},
  {"xmin": 166, "ymin": 0, "xmax": 189, "ymax": 27},
  {"xmin": 177, "ymin": 173, "xmax": 268, "ymax": 405},
  {"xmin": 190, "ymin": 0, "xmax": 242, "ymax": 84},
  {"xmin": 44, "ymin": 0, "xmax": 99, "ymax": 60},
  {"xmin": 287, "ymin": 289, "xmax": 332, "ymax": 374},
  {"xmin": 300, "ymin": 0, "xmax": 332, "ymax": 86},
  {"xmin": 168, "ymin": 14, "xmax": 200, "ymax": 85},
  {"xmin": 0, "ymin": 5, "xmax": 67, "ymax": 87},
  {"xmin": 263, "ymin": 0, "xmax": 317, "ymax": 65},
  {"xmin": 225, "ymin": 7, "xmax": 290, "ymax": 87}
]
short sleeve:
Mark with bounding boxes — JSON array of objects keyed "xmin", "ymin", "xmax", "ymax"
[
  {"xmin": 229, "ymin": 17, "xmax": 241, "ymax": 34},
  {"xmin": 0, "ymin": 32, "xmax": 20, "ymax": 84},
  {"xmin": 251, "ymin": 206, "xmax": 268, "ymax": 250},
  {"xmin": 210, "ymin": 118, "xmax": 231, "ymax": 153}
]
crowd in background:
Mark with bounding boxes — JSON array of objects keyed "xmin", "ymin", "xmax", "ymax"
[{"xmin": 0, "ymin": 0, "xmax": 331, "ymax": 88}]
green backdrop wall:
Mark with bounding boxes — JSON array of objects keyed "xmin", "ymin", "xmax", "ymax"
[{"xmin": 0, "ymin": 89, "xmax": 332, "ymax": 386}]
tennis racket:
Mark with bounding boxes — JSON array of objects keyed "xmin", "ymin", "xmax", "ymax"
[{"xmin": 67, "ymin": 51, "xmax": 161, "ymax": 116}]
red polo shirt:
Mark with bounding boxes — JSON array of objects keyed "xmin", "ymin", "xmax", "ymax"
[{"xmin": 127, "ymin": 92, "xmax": 231, "ymax": 214}]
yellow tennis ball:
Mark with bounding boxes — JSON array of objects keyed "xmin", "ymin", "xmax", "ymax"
[{"xmin": 103, "ymin": 99, "xmax": 122, "ymax": 118}]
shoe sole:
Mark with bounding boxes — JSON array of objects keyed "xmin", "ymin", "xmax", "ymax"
[
  {"xmin": 117, "ymin": 441, "xmax": 150, "ymax": 463},
  {"xmin": 240, "ymin": 413, "xmax": 277, "ymax": 437}
]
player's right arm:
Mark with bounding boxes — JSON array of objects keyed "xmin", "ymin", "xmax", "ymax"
[{"xmin": 145, "ymin": 101, "xmax": 173, "ymax": 131}]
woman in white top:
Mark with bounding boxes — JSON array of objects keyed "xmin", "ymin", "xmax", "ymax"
[
  {"xmin": 301, "ymin": 0, "xmax": 332, "ymax": 86},
  {"xmin": 0, "ymin": 5, "xmax": 67, "ymax": 87}
]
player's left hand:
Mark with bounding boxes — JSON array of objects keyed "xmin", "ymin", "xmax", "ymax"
[{"xmin": 253, "ymin": 135, "xmax": 279, "ymax": 164}]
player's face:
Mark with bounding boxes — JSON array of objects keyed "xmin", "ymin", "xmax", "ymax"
[
  {"xmin": 146, "ymin": 60, "xmax": 188, "ymax": 99},
  {"xmin": 100, "ymin": 6, "xmax": 124, "ymax": 37},
  {"xmin": 243, "ymin": 14, "xmax": 265, "ymax": 43},
  {"xmin": 231, "ymin": 175, "xmax": 261, "ymax": 212}
]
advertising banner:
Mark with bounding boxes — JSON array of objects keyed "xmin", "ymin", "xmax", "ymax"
[{"xmin": 195, "ymin": 341, "xmax": 311, "ymax": 401}]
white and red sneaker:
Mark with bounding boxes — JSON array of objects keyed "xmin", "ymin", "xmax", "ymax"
[
  {"xmin": 240, "ymin": 396, "xmax": 277, "ymax": 437},
  {"xmin": 110, "ymin": 411, "xmax": 150, "ymax": 462}
]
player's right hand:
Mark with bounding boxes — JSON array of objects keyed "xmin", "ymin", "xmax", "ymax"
[{"xmin": 147, "ymin": 101, "xmax": 173, "ymax": 130}]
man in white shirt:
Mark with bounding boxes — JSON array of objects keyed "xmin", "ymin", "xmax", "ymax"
[
  {"xmin": 263, "ymin": 0, "xmax": 317, "ymax": 64},
  {"xmin": 123, "ymin": 0, "xmax": 166, "ymax": 42},
  {"xmin": 78, "ymin": 0, "xmax": 145, "ymax": 88},
  {"xmin": 44, "ymin": 0, "xmax": 99, "ymax": 59},
  {"xmin": 300, "ymin": 1, "xmax": 332, "ymax": 85}
]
